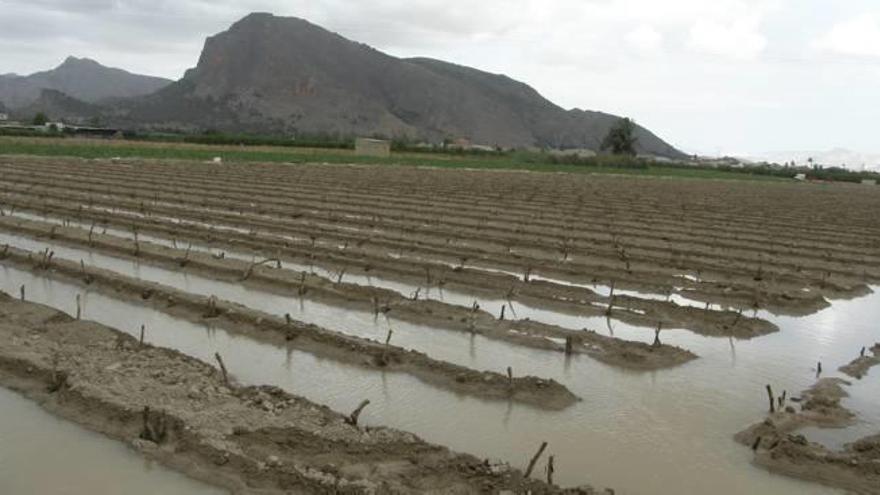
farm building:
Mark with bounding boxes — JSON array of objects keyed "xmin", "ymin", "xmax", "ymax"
[
  {"xmin": 0, "ymin": 112, "xmax": 8, "ymax": 121},
  {"xmin": 862, "ymin": 179, "xmax": 877, "ymax": 186},
  {"xmin": 354, "ymin": 138, "xmax": 391, "ymax": 157}
]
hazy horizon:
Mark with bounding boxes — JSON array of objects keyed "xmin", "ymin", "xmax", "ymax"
[{"xmin": 2, "ymin": 0, "xmax": 878, "ymax": 159}]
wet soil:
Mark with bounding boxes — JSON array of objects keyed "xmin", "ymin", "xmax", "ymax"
[
  {"xmin": 839, "ymin": 343, "xmax": 880, "ymax": 380},
  {"xmin": 735, "ymin": 379, "xmax": 880, "ymax": 494},
  {"xmin": 0, "ymin": 216, "xmax": 699, "ymax": 371},
  {"xmin": 0, "ymin": 243, "xmax": 580, "ymax": 410},
  {"xmin": 0, "ymin": 292, "xmax": 604, "ymax": 494}
]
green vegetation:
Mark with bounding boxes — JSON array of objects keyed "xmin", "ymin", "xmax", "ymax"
[
  {"xmin": 31, "ymin": 113, "xmax": 48, "ymax": 126},
  {"xmin": 601, "ymin": 117, "xmax": 638, "ymax": 156},
  {"xmin": 125, "ymin": 130, "xmax": 354, "ymax": 150},
  {"xmin": 0, "ymin": 135, "xmax": 877, "ymax": 184}
]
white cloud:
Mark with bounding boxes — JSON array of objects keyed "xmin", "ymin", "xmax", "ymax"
[
  {"xmin": 814, "ymin": 13, "xmax": 880, "ymax": 58},
  {"xmin": 625, "ymin": 25, "xmax": 663, "ymax": 56},
  {"xmin": 687, "ymin": 17, "xmax": 767, "ymax": 60}
]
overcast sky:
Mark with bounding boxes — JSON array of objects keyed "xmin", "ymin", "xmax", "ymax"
[{"xmin": 2, "ymin": 0, "xmax": 879, "ymax": 157}]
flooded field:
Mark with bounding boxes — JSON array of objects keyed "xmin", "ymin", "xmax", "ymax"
[
  {"xmin": 1, "ymin": 155, "xmax": 879, "ymax": 494},
  {"xmin": 0, "ymin": 387, "xmax": 223, "ymax": 495}
]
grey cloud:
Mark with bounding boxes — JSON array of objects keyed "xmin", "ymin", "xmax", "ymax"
[{"xmin": 1, "ymin": 0, "xmax": 879, "ymax": 155}]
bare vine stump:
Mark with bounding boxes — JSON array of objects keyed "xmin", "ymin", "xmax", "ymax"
[
  {"xmin": 140, "ymin": 406, "xmax": 168, "ymax": 444},
  {"xmin": 215, "ymin": 352, "xmax": 229, "ymax": 386},
  {"xmin": 524, "ymin": 441, "xmax": 548, "ymax": 478},
  {"xmin": 507, "ymin": 366, "xmax": 513, "ymax": 391},
  {"xmin": 605, "ymin": 281, "xmax": 616, "ymax": 316},
  {"xmin": 752, "ymin": 436, "xmax": 762, "ymax": 451},
  {"xmin": 345, "ymin": 399, "xmax": 370, "ymax": 426}
]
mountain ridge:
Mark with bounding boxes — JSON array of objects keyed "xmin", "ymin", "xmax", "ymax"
[
  {"xmin": 113, "ymin": 13, "xmax": 682, "ymax": 157},
  {"xmin": 0, "ymin": 57, "xmax": 171, "ymax": 109},
  {"xmin": 2, "ymin": 13, "xmax": 682, "ymax": 158}
]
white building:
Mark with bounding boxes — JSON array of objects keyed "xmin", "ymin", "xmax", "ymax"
[{"xmin": 0, "ymin": 113, "xmax": 8, "ymax": 122}]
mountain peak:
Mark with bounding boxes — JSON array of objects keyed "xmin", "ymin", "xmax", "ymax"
[
  {"xmin": 59, "ymin": 56, "xmax": 102, "ymax": 69},
  {"xmin": 0, "ymin": 57, "xmax": 171, "ymax": 108},
  {"xmin": 225, "ymin": 11, "xmax": 325, "ymax": 38},
  {"xmin": 116, "ymin": 13, "xmax": 681, "ymax": 157}
]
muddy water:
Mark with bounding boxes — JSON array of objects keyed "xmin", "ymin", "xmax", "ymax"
[
  {"xmin": 4, "ymin": 261, "xmax": 879, "ymax": 494},
  {"xmin": 9, "ymin": 210, "xmax": 738, "ymax": 323},
  {"xmin": 0, "ymin": 232, "xmax": 574, "ymax": 376},
  {"xmin": 0, "ymin": 387, "xmax": 223, "ymax": 495}
]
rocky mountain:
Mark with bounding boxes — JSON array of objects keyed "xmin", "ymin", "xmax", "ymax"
[
  {"xmin": 16, "ymin": 89, "xmax": 102, "ymax": 123},
  {"xmin": 0, "ymin": 57, "xmax": 171, "ymax": 109},
  {"xmin": 114, "ymin": 13, "xmax": 682, "ymax": 157}
]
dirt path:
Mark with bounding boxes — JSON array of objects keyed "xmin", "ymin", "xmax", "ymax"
[{"xmin": 0, "ymin": 292, "xmax": 605, "ymax": 494}]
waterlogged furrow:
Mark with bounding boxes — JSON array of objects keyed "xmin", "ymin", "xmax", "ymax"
[
  {"xmin": 2, "ymin": 239, "xmax": 873, "ymax": 495},
  {"xmin": 0, "ymin": 211, "xmax": 775, "ymax": 343},
  {"xmin": 0, "ymin": 231, "xmax": 590, "ymax": 380},
  {"xmin": 0, "ymin": 193, "xmax": 837, "ymax": 320}
]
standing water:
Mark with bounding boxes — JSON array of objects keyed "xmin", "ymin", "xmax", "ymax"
[
  {"xmin": 0, "ymin": 387, "xmax": 223, "ymax": 494},
  {"xmin": 2, "ymin": 257, "xmax": 878, "ymax": 494}
]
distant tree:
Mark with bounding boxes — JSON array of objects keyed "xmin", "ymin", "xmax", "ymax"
[
  {"xmin": 600, "ymin": 117, "xmax": 638, "ymax": 156},
  {"xmin": 32, "ymin": 112, "xmax": 48, "ymax": 126}
]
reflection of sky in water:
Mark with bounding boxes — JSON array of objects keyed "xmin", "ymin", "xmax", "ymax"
[{"xmin": 1, "ymin": 230, "xmax": 878, "ymax": 494}]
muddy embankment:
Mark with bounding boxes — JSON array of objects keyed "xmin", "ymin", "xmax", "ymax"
[
  {"xmin": 1, "ymin": 169, "xmax": 869, "ymax": 315},
  {"xmin": 0, "ymin": 216, "xmax": 699, "ymax": 370},
  {"xmin": 0, "ymin": 195, "xmax": 790, "ymax": 336},
  {"xmin": 735, "ymin": 379, "xmax": 880, "ymax": 494},
  {"xmin": 839, "ymin": 343, "xmax": 880, "ymax": 380},
  {"xmin": 0, "ymin": 292, "xmax": 607, "ymax": 494},
  {"xmin": 0, "ymin": 244, "xmax": 580, "ymax": 410}
]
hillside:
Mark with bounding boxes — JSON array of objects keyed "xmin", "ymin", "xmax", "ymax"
[
  {"xmin": 0, "ymin": 57, "xmax": 171, "ymax": 109},
  {"xmin": 115, "ymin": 13, "xmax": 682, "ymax": 157}
]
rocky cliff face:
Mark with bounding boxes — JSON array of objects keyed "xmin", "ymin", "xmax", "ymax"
[{"xmin": 117, "ymin": 13, "xmax": 682, "ymax": 157}]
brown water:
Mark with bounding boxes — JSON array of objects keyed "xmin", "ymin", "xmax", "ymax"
[
  {"xmin": 1, "ymin": 233, "xmax": 878, "ymax": 494},
  {"xmin": 0, "ymin": 387, "xmax": 224, "ymax": 495}
]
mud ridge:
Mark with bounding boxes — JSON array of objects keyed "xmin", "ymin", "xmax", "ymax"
[
  {"xmin": 0, "ymin": 244, "xmax": 580, "ymax": 410},
  {"xmin": 734, "ymin": 379, "xmax": 880, "ymax": 494},
  {"xmin": 0, "ymin": 216, "xmax": 700, "ymax": 369},
  {"xmin": 0, "ymin": 292, "xmax": 605, "ymax": 494}
]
